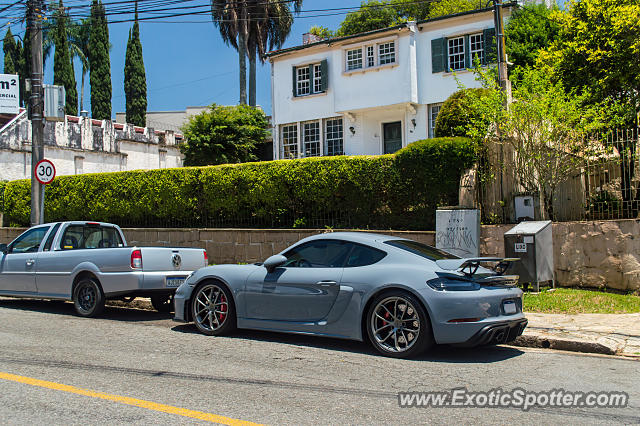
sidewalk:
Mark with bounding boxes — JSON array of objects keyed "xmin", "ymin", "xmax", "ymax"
[{"xmin": 513, "ymin": 312, "xmax": 640, "ymax": 357}]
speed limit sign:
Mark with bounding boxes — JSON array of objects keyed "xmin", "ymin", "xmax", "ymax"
[{"xmin": 35, "ymin": 159, "xmax": 56, "ymax": 185}]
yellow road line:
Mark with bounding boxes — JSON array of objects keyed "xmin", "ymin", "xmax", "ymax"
[{"xmin": 0, "ymin": 371, "xmax": 263, "ymax": 425}]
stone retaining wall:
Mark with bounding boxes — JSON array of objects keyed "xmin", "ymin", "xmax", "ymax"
[{"xmin": 2, "ymin": 220, "xmax": 639, "ymax": 291}]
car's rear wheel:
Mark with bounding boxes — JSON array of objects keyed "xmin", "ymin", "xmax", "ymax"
[
  {"xmin": 150, "ymin": 294, "xmax": 174, "ymax": 313},
  {"xmin": 366, "ymin": 291, "xmax": 433, "ymax": 358},
  {"xmin": 73, "ymin": 277, "xmax": 105, "ymax": 318},
  {"xmin": 191, "ymin": 282, "xmax": 236, "ymax": 336}
]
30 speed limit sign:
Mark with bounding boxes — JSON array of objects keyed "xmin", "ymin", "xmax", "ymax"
[{"xmin": 35, "ymin": 159, "xmax": 56, "ymax": 185}]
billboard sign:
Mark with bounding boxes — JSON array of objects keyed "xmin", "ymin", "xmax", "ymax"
[{"xmin": 0, "ymin": 73, "xmax": 19, "ymax": 114}]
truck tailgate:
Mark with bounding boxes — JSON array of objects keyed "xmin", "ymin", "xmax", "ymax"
[{"xmin": 140, "ymin": 247, "xmax": 206, "ymax": 272}]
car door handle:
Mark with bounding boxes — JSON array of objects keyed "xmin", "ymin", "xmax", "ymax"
[
  {"xmin": 26, "ymin": 259, "xmax": 35, "ymax": 267},
  {"xmin": 317, "ymin": 280, "xmax": 337, "ymax": 286}
]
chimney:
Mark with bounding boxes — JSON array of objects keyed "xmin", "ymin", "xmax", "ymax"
[{"xmin": 302, "ymin": 32, "xmax": 322, "ymax": 45}]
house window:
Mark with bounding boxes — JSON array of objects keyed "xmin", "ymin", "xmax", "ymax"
[
  {"xmin": 313, "ymin": 65, "xmax": 323, "ymax": 93},
  {"xmin": 346, "ymin": 48, "xmax": 363, "ymax": 71},
  {"xmin": 281, "ymin": 124, "xmax": 298, "ymax": 159},
  {"xmin": 470, "ymin": 33, "xmax": 484, "ymax": 65},
  {"xmin": 294, "ymin": 61, "xmax": 327, "ymax": 97},
  {"xmin": 303, "ymin": 121, "xmax": 321, "ymax": 157},
  {"xmin": 448, "ymin": 37, "xmax": 465, "ymax": 71},
  {"xmin": 429, "ymin": 103, "xmax": 443, "ymax": 138},
  {"xmin": 325, "ymin": 118, "xmax": 344, "ymax": 156},
  {"xmin": 296, "ymin": 66, "xmax": 310, "ymax": 96},
  {"xmin": 366, "ymin": 45, "xmax": 375, "ymax": 67},
  {"xmin": 378, "ymin": 42, "xmax": 395, "ymax": 65}
]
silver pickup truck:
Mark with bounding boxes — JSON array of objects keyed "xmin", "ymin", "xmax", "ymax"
[{"xmin": 0, "ymin": 221, "xmax": 207, "ymax": 317}]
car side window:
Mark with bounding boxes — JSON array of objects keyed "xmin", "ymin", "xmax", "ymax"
[
  {"xmin": 283, "ymin": 240, "xmax": 352, "ymax": 268},
  {"xmin": 9, "ymin": 226, "xmax": 51, "ymax": 254},
  {"xmin": 99, "ymin": 226, "xmax": 123, "ymax": 248},
  {"xmin": 60, "ymin": 225, "xmax": 84, "ymax": 250},
  {"xmin": 42, "ymin": 223, "xmax": 61, "ymax": 252},
  {"xmin": 345, "ymin": 243, "xmax": 387, "ymax": 267}
]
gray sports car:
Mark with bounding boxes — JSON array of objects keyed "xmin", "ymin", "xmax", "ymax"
[{"xmin": 173, "ymin": 232, "xmax": 527, "ymax": 358}]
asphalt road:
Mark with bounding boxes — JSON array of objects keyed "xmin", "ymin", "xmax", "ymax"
[{"xmin": 0, "ymin": 298, "xmax": 638, "ymax": 425}]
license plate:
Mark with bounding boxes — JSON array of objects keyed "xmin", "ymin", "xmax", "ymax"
[
  {"xmin": 166, "ymin": 277, "xmax": 186, "ymax": 288},
  {"xmin": 503, "ymin": 300, "xmax": 517, "ymax": 315}
]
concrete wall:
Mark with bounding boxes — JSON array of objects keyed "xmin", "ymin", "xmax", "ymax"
[
  {"xmin": 2, "ymin": 219, "xmax": 639, "ymax": 291},
  {"xmin": 0, "ymin": 112, "xmax": 184, "ymax": 181}
]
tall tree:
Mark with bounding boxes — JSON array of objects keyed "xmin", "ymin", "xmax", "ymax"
[
  {"xmin": 53, "ymin": 0, "xmax": 78, "ymax": 116},
  {"xmin": 504, "ymin": 3, "xmax": 559, "ymax": 72},
  {"xmin": 3, "ymin": 28, "xmax": 18, "ymax": 74},
  {"xmin": 89, "ymin": 0, "xmax": 112, "ymax": 120},
  {"xmin": 124, "ymin": 5, "xmax": 147, "ymax": 127},
  {"xmin": 539, "ymin": 0, "xmax": 640, "ymax": 126},
  {"xmin": 68, "ymin": 18, "xmax": 91, "ymax": 113},
  {"xmin": 212, "ymin": 0, "xmax": 302, "ymax": 107},
  {"xmin": 246, "ymin": 0, "xmax": 302, "ymax": 106}
]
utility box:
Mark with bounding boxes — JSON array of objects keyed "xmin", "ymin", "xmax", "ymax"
[
  {"xmin": 504, "ymin": 220, "xmax": 554, "ymax": 291},
  {"xmin": 514, "ymin": 193, "xmax": 539, "ymax": 222},
  {"xmin": 43, "ymin": 84, "xmax": 66, "ymax": 120}
]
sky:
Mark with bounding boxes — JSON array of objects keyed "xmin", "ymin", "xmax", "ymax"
[{"xmin": 37, "ymin": 0, "xmax": 365, "ymax": 119}]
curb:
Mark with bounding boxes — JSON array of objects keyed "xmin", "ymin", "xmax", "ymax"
[{"xmin": 511, "ymin": 334, "xmax": 618, "ymax": 356}]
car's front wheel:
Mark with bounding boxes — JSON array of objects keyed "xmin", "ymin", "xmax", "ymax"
[
  {"xmin": 191, "ymin": 282, "xmax": 236, "ymax": 336},
  {"xmin": 73, "ymin": 277, "xmax": 105, "ymax": 318},
  {"xmin": 366, "ymin": 291, "xmax": 433, "ymax": 358}
]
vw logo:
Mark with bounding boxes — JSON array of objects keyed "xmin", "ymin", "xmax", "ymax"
[{"xmin": 171, "ymin": 253, "xmax": 182, "ymax": 269}]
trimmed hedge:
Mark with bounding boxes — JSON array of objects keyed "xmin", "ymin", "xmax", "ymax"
[{"xmin": 1, "ymin": 137, "xmax": 476, "ymax": 230}]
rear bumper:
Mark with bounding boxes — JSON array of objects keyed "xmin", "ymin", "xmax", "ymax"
[{"xmin": 458, "ymin": 318, "xmax": 528, "ymax": 347}]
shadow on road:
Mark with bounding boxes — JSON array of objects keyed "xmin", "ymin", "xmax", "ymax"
[
  {"xmin": 171, "ymin": 324, "xmax": 525, "ymax": 363},
  {"xmin": 0, "ymin": 297, "xmax": 172, "ymax": 322}
]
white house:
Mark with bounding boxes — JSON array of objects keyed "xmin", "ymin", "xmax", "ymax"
[{"xmin": 267, "ymin": 5, "xmax": 514, "ymax": 159}]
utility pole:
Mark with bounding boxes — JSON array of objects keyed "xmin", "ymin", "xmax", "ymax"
[
  {"xmin": 492, "ymin": 0, "xmax": 510, "ymax": 103},
  {"xmin": 28, "ymin": 0, "xmax": 44, "ymax": 226}
]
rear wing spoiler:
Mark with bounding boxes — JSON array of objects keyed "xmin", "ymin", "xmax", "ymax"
[{"xmin": 435, "ymin": 257, "xmax": 520, "ymax": 277}]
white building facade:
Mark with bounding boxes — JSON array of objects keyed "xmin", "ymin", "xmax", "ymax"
[{"xmin": 267, "ymin": 6, "xmax": 513, "ymax": 159}]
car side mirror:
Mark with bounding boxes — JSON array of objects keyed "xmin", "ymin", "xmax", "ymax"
[
  {"xmin": 0, "ymin": 243, "xmax": 7, "ymax": 255},
  {"xmin": 263, "ymin": 254, "xmax": 287, "ymax": 273}
]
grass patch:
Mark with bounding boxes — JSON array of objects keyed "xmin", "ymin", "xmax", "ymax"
[{"xmin": 524, "ymin": 288, "xmax": 640, "ymax": 314}]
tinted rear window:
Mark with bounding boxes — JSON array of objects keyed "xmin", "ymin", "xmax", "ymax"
[
  {"xmin": 345, "ymin": 243, "xmax": 387, "ymax": 267},
  {"xmin": 384, "ymin": 240, "xmax": 459, "ymax": 260}
]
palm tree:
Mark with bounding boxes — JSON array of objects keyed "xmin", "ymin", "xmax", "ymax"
[
  {"xmin": 211, "ymin": 0, "xmax": 302, "ymax": 106},
  {"xmin": 211, "ymin": 0, "xmax": 248, "ymax": 104},
  {"xmin": 68, "ymin": 18, "xmax": 90, "ymax": 113}
]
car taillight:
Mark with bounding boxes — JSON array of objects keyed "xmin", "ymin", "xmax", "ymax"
[
  {"xmin": 204, "ymin": 250, "xmax": 208, "ymax": 264},
  {"xmin": 131, "ymin": 249, "xmax": 142, "ymax": 269}
]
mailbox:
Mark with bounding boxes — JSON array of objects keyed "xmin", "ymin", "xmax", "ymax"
[{"xmin": 504, "ymin": 220, "xmax": 554, "ymax": 291}]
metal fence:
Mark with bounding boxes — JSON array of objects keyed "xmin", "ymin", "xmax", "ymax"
[{"xmin": 479, "ymin": 127, "xmax": 640, "ymax": 223}]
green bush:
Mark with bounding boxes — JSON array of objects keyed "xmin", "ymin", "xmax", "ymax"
[
  {"xmin": 435, "ymin": 88, "xmax": 491, "ymax": 139},
  {"xmin": 2, "ymin": 137, "xmax": 476, "ymax": 230},
  {"xmin": 0, "ymin": 180, "xmax": 6, "ymax": 213}
]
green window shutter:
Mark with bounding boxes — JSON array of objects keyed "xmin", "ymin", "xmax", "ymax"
[
  {"xmin": 464, "ymin": 35, "xmax": 471, "ymax": 69},
  {"xmin": 292, "ymin": 66, "xmax": 297, "ymax": 97},
  {"xmin": 431, "ymin": 37, "xmax": 447, "ymax": 73},
  {"xmin": 483, "ymin": 28, "xmax": 497, "ymax": 65},
  {"xmin": 320, "ymin": 59, "xmax": 328, "ymax": 92}
]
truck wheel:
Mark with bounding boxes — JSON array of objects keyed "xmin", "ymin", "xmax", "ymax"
[
  {"xmin": 73, "ymin": 277, "xmax": 105, "ymax": 318},
  {"xmin": 150, "ymin": 294, "xmax": 174, "ymax": 313}
]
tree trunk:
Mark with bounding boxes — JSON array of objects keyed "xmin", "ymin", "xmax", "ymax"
[
  {"xmin": 238, "ymin": 18, "xmax": 247, "ymax": 105},
  {"xmin": 80, "ymin": 70, "xmax": 86, "ymax": 112},
  {"xmin": 249, "ymin": 52, "xmax": 256, "ymax": 107}
]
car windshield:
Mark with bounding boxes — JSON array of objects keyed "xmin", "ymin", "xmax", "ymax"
[{"xmin": 384, "ymin": 239, "xmax": 459, "ymax": 260}]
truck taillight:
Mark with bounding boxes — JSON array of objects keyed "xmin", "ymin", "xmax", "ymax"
[
  {"xmin": 131, "ymin": 249, "xmax": 142, "ymax": 269},
  {"xmin": 204, "ymin": 250, "xmax": 208, "ymax": 264}
]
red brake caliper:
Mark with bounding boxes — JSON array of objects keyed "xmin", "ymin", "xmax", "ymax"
[
  {"xmin": 219, "ymin": 294, "xmax": 227, "ymax": 322},
  {"xmin": 384, "ymin": 310, "xmax": 390, "ymax": 324}
]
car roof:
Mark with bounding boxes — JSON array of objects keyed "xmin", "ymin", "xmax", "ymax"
[{"xmin": 299, "ymin": 231, "xmax": 409, "ymax": 245}]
